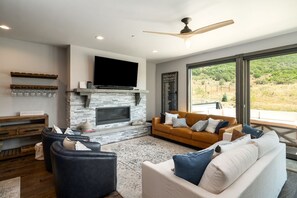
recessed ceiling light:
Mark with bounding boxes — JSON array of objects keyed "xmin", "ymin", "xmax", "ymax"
[
  {"xmin": 96, "ymin": 35, "xmax": 104, "ymax": 40},
  {"xmin": 152, "ymin": 50, "xmax": 158, "ymax": 53},
  {"xmin": 0, "ymin": 25, "xmax": 11, "ymax": 30}
]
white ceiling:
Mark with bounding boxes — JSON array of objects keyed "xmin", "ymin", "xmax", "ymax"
[{"xmin": 0, "ymin": 0, "xmax": 297, "ymax": 63}]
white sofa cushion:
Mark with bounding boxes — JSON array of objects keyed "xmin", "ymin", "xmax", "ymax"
[
  {"xmin": 199, "ymin": 143, "xmax": 258, "ymax": 194},
  {"xmin": 251, "ymin": 130, "xmax": 279, "ymax": 158},
  {"xmin": 215, "ymin": 134, "xmax": 251, "ymax": 153}
]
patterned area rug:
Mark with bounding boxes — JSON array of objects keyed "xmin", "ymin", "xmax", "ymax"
[
  {"xmin": 102, "ymin": 136, "xmax": 196, "ymax": 198},
  {"xmin": 0, "ymin": 177, "xmax": 20, "ymax": 198}
]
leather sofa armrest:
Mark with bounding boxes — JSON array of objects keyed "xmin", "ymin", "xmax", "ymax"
[
  {"xmin": 152, "ymin": 117, "xmax": 161, "ymax": 128},
  {"xmin": 218, "ymin": 124, "xmax": 243, "ymax": 140}
]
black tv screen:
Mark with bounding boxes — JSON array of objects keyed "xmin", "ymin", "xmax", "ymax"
[{"xmin": 93, "ymin": 56, "xmax": 138, "ymax": 88}]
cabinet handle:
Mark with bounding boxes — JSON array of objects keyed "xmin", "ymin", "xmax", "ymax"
[{"xmin": 23, "ymin": 129, "xmax": 39, "ymax": 133}]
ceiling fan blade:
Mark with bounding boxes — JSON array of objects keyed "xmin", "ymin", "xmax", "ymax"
[
  {"xmin": 192, "ymin": 20, "xmax": 234, "ymax": 34},
  {"xmin": 143, "ymin": 31, "xmax": 180, "ymax": 37}
]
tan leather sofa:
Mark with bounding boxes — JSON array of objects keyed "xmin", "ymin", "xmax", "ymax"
[{"xmin": 152, "ymin": 111, "xmax": 239, "ymax": 149}]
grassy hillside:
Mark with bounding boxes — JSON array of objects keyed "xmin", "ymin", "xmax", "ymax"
[{"xmin": 191, "ymin": 53, "xmax": 297, "ymax": 112}]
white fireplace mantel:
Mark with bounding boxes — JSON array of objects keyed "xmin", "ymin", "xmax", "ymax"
[{"xmin": 73, "ymin": 88, "xmax": 149, "ymax": 108}]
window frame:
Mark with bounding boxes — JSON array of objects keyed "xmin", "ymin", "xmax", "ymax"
[{"xmin": 186, "ymin": 44, "xmax": 297, "ymax": 124}]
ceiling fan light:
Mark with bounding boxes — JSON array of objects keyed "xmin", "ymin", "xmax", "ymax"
[
  {"xmin": 184, "ymin": 39, "xmax": 191, "ymax": 48},
  {"xmin": 96, "ymin": 35, "xmax": 104, "ymax": 40}
]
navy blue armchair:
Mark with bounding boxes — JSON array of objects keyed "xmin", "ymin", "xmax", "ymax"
[{"xmin": 50, "ymin": 141, "xmax": 117, "ymax": 198}]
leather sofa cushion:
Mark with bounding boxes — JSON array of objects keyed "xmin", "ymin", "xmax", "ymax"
[
  {"xmin": 154, "ymin": 123, "xmax": 173, "ymax": 134},
  {"xmin": 208, "ymin": 114, "xmax": 237, "ymax": 126},
  {"xmin": 171, "ymin": 128, "xmax": 193, "ymax": 139},
  {"xmin": 186, "ymin": 113, "xmax": 208, "ymax": 126},
  {"xmin": 192, "ymin": 132, "xmax": 219, "ymax": 144},
  {"xmin": 170, "ymin": 111, "xmax": 188, "ymax": 118}
]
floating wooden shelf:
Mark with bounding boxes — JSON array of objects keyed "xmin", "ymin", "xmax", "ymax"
[
  {"xmin": 11, "ymin": 72, "xmax": 58, "ymax": 79},
  {"xmin": 10, "ymin": 84, "xmax": 58, "ymax": 90}
]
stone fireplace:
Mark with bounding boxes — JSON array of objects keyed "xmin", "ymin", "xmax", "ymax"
[{"xmin": 66, "ymin": 89, "xmax": 149, "ymax": 144}]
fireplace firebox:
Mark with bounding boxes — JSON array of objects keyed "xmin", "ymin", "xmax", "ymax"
[{"xmin": 96, "ymin": 106, "xmax": 130, "ymax": 125}]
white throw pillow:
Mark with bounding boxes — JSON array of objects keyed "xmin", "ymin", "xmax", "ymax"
[
  {"xmin": 216, "ymin": 134, "xmax": 251, "ymax": 153},
  {"xmin": 251, "ymin": 130, "xmax": 279, "ymax": 158},
  {"xmin": 205, "ymin": 118, "xmax": 221, "ymax": 133},
  {"xmin": 199, "ymin": 143, "xmax": 258, "ymax": 194},
  {"xmin": 75, "ymin": 141, "xmax": 91, "ymax": 151},
  {"xmin": 64, "ymin": 127, "xmax": 74, "ymax": 135},
  {"xmin": 52, "ymin": 124, "xmax": 63, "ymax": 134},
  {"xmin": 164, "ymin": 112, "xmax": 178, "ymax": 125},
  {"xmin": 63, "ymin": 137, "xmax": 76, "ymax": 150}
]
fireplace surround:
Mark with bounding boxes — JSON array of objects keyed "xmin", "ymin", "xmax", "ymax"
[{"xmin": 67, "ymin": 90, "xmax": 147, "ymax": 131}]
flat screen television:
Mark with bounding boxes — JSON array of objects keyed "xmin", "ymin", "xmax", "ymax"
[{"xmin": 93, "ymin": 56, "xmax": 138, "ymax": 89}]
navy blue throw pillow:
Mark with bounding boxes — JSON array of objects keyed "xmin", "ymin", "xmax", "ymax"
[
  {"xmin": 215, "ymin": 121, "xmax": 229, "ymax": 134},
  {"xmin": 242, "ymin": 124, "xmax": 263, "ymax": 138},
  {"xmin": 173, "ymin": 149, "xmax": 214, "ymax": 185}
]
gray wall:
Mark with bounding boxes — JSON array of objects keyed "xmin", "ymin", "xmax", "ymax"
[
  {"xmin": 146, "ymin": 62, "xmax": 156, "ymax": 120},
  {"xmin": 68, "ymin": 45, "xmax": 146, "ymax": 90},
  {"xmin": 0, "ymin": 37, "xmax": 67, "ymax": 127},
  {"xmin": 155, "ymin": 31, "xmax": 297, "ymax": 115}
]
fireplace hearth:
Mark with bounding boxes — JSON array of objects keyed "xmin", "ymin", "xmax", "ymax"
[{"xmin": 96, "ymin": 106, "xmax": 130, "ymax": 125}]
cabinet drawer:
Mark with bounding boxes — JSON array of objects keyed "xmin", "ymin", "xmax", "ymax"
[
  {"xmin": 18, "ymin": 127, "xmax": 42, "ymax": 135},
  {"xmin": 0, "ymin": 129, "xmax": 18, "ymax": 137}
]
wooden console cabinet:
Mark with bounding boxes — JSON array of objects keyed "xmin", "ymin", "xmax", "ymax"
[{"xmin": 0, "ymin": 114, "xmax": 48, "ymax": 160}]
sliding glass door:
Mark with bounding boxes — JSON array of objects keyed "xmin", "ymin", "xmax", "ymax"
[
  {"xmin": 187, "ymin": 45, "xmax": 297, "ymax": 160},
  {"xmin": 248, "ymin": 53, "xmax": 297, "ymax": 146}
]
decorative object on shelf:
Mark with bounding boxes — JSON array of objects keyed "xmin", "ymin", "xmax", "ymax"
[
  {"xmin": 11, "ymin": 89, "xmax": 57, "ymax": 97},
  {"xmin": 162, "ymin": 71, "xmax": 178, "ymax": 113},
  {"xmin": 10, "ymin": 72, "xmax": 58, "ymax": 97},
  {"xmin": 79, "ymin": 81, "xmax": 87, "ymax": 88}
]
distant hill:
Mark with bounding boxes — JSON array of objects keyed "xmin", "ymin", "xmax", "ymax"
[{"xmin": 192, "ymin": 53, "xmax": 297, "ymax": 85}]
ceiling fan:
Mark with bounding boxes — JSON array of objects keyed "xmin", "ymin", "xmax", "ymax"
[{"xmin": 143, "ymin": 17, "xmax": 234, "ymax": 40}]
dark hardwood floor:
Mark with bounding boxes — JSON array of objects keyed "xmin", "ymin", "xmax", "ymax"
[
  {"xmin": 0, "ymin": 154, "xmax": 55, "ymax": 198},
  {"xmin": 0, "ymin": 154, "xmax": 121, "ymax": 198}
]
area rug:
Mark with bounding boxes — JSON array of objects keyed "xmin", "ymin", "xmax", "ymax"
[
  {"xmin": 102, "ymin": 136, "xmax": 196, "ymax": 198},
  {"xmin": 0, "ymin": 177, "xmax": 20, "ymax": 198}
]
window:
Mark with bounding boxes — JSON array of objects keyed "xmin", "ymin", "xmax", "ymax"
[
  {"xmin": 188, "ymin": 61, "xmax": 236, "ymax": 116},
  {"xmin": 248, "ymin": 53, "xmax": 297, "ymax": 145},
  {"xmin": 187, "ymin": 45, "xmax": 297, "ymax": 159}
]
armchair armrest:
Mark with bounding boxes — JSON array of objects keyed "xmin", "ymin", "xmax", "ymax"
[{"xmin": 218, "ymin": 124, "xmax": 243, "ymax": 140}]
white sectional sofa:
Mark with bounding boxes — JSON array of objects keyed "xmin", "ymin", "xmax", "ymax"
[{"xmin": 142, "ymin": 135, "xmax": 287, "ymax": 198}]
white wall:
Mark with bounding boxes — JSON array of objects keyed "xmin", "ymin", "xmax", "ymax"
[
  {"xmin": 69, "ymin": 45, "xmax": 146, "ymax": 90},
  {"xmin": 0, "ymin": 37, "xmax": 67, "ymax": 127},
  {"xmin": 155, "ymin": 31, "xmax": 297, "ymax": 115},
  {"xmin": 146, "ymin": 62, "xmax": 156, "ymax": 120}
]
